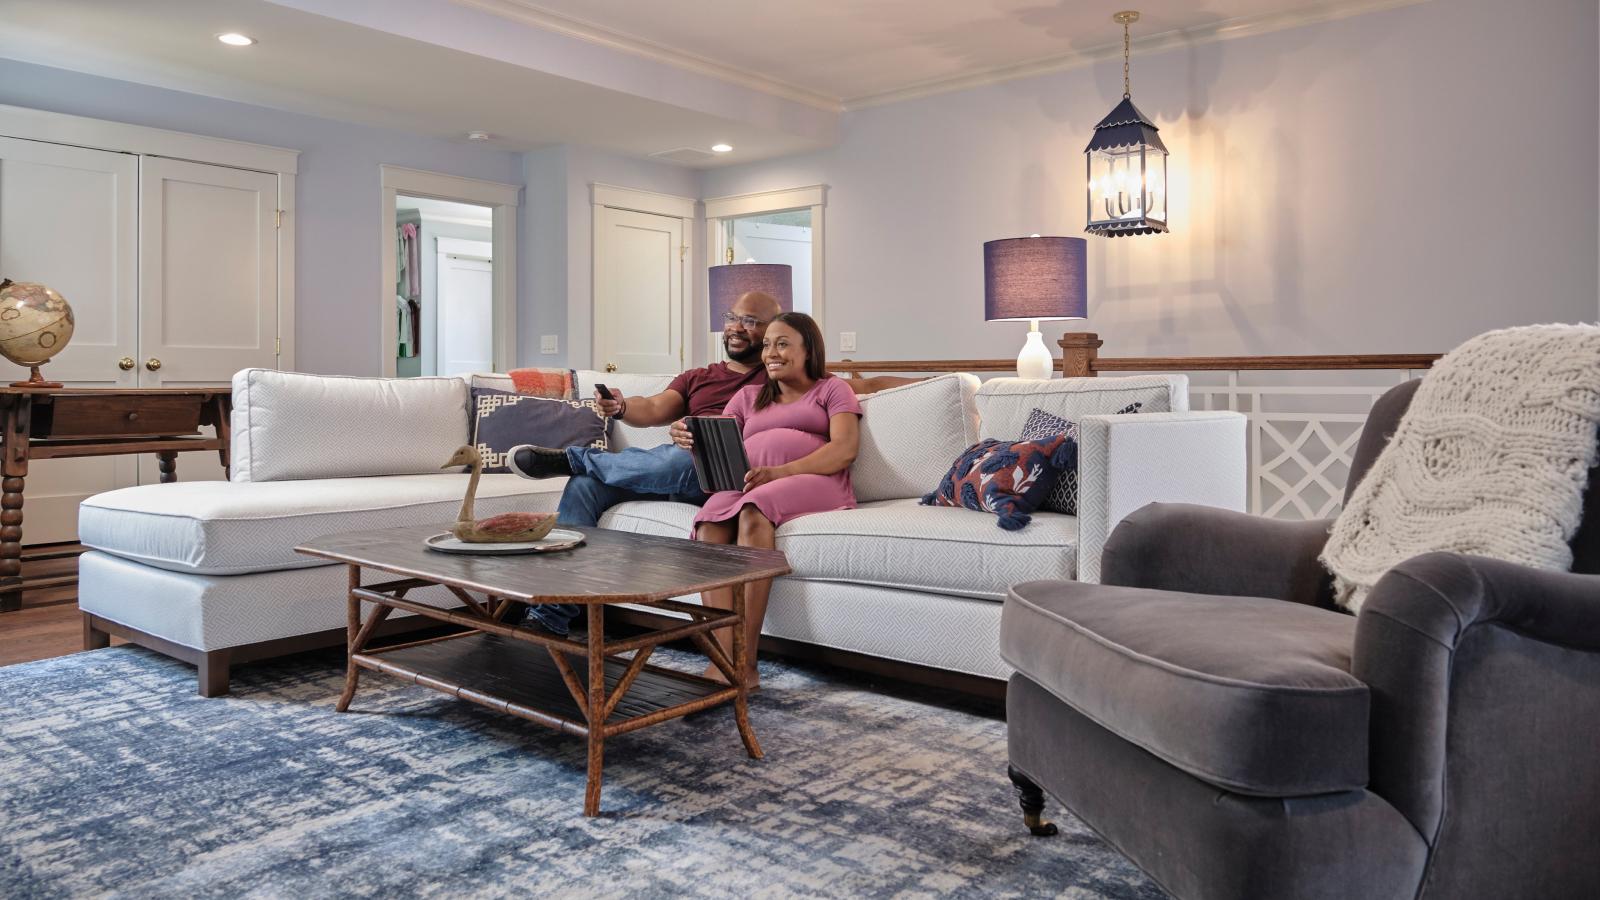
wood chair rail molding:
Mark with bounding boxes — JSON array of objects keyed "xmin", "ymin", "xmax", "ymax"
[{"xmin": 830, "ymin": 332, "xmax": 1442, "ymax": 379}]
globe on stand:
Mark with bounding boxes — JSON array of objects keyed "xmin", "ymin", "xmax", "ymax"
[{"xmin": 0, "ymin": 279, "xmax": 75, "ymax": 389}]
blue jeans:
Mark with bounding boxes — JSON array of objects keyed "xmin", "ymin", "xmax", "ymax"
[{"xmin": 517, "ymin": 445, "xmax": 707, "ymax": 634}]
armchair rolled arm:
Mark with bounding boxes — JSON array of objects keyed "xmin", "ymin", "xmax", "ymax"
[
  {"xmin": 1353, "ymin": 552, "xmax": 1600, "ymax": 850},
  {"xmin": 1101, "ymin": 502, "xmax": 1336, "ymax": 606}
]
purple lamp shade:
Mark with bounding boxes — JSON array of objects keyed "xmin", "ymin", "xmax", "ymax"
[
  {"xmin": 710, "ymin": 263, "xmax": 793, "ymax": 324},
  {"xmin": 983, "ymin": 236, "xmax": 1088, "ymax": 321}
]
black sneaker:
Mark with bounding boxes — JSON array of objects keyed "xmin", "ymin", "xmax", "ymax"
[{"xmin": 507, "ymin": 444, "xmax": 574, "ymax": 479}]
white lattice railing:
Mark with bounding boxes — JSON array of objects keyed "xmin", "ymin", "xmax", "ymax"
[{"xmin": 1183, "ymin": 370, "xmax": 1427, "ymax": 521}]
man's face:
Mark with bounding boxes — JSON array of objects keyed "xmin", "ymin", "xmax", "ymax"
[{"xmin": 722, "ymin": 301, "xmax": 771, "ymax": 364}]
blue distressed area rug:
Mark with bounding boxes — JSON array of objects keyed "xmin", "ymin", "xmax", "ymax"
[{"xmin": 0, "ymin": 646, "xmax": 1166, "ymax": 898}]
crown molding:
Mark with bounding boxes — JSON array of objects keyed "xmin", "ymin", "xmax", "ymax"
[
  {"xmin": 450, "ymin": 0, "xmax": 844, "ymax": 113},
  {"xmin": 846, "ymin": 0, "xmax": 1432, "ymax": 109},
  {"xmin": 456, "ymin": 0, "xmax": 1429, "ymax": 117}
]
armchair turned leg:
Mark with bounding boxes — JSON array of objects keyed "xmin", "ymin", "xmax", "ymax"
[{"xmin": 1008, "ymin": 765, "xmax": 1059, "ymax": 837}]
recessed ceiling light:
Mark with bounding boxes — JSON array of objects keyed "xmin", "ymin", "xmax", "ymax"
[
  {"xmin": 711, "ymin": 143, "xmax": 733, "ymax": 153},
  {"xmin": 216, "ymin": 32, "xmax": 255, "ymax": 46},
  {"xmin": 467, "ymin": 131, "xmax": 492, "ymax": 141}
]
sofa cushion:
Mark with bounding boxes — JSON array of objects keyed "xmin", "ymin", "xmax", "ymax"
[
  {"xmin": 852, "ymin": 373, "xmax": 980, "ymax": 503},
  {"xmin": 232, "ymin": 369, "xmax": 469, "ymax": 482},
  {"xmin": 600, "ymin": 498, "xmax": 1077, "ymax": 600},
  {"xmin": 79, "ymin": 474, "xmax": 566, "ymax": 575},
  {"xmin": 1001, "ymin": 581, "xmax": 1369, "ymax": 796},
  {"xmin": 976, "ymin": 375, "xmax": 1185, "ymax": 441}
]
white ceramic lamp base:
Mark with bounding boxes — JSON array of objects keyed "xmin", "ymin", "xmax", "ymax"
[{"xmin": 1016, "ymin": 326, "xmax": 1054, "ymax": 380}]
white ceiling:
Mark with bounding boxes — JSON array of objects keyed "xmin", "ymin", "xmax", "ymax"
[
  {"xmin": 462, "ymin": 0, "xmax": 1419, "ymax": 107},
  {"xmin": 0, "ymin": 0, "xmax": 830, "ymax": 164},
  {"xmin": 0, "ymin": 0, "xmax": 1419, "ymax": 166}
]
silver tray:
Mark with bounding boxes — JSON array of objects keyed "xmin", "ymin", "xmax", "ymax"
[{"xmin": 424, "ymin": 528, "xmax": 586, "ymax": 555}]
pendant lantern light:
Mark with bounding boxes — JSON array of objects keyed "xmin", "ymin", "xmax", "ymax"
[{"xmin": 1085, "ymin": 11, "xmax": 1169, "ymax": 237}]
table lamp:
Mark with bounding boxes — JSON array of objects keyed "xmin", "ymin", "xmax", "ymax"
[{"xmin": 983, "ymin": 236, "xmax": 1087, "ymax": 379}]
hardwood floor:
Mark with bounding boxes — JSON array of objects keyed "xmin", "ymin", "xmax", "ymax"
[{"xmin": 0, "ymin": 550, "xmax": 124, "ymax": 667}]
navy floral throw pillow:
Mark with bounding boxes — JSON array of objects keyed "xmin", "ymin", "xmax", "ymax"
[
  {"xmin": 920, "ymin": 433, "xmax": 1075, "ymax": 530},
  {"xmin": 1019, "ymin": 402, "xmax": 1142, "ymax": 515}
]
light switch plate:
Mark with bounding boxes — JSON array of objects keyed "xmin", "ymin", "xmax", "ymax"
[
  {"xmin": 540, "ymin": 334, "xmax": 559, "ymax": 354},
  {"xmin": 839, "ymin": 332, "xmax": 857, "ymax": 353}
]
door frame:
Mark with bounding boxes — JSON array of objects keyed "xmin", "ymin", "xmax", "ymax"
[
  {"xmin": 589, "ymin": 183, "xmax": 696, "ymax": 372},
  {"xmin": 703, "ymin": 184, "xmax": 827, "ymax": 366},
  {"xmin": 380, "ymin": 165, "xmax": 519, "ymax": 377},
  {"xmin": 0, "ymin": 103, "xmax": 299, "ymax": 371}
]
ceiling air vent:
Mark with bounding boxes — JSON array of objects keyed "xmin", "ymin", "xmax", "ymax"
[{"xmin": 649, "ymin": 147, "xmax": 719, "ymax": 165}]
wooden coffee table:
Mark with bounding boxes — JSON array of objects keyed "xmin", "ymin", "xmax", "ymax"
[{"xmin": 295, "ymin": 523, "xmax": 791, "ymax": 817}]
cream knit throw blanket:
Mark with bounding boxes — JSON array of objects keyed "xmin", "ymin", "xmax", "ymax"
[{"xmin": 1322, "ymin": 324, "xmax": 1600, "ymax": 613}]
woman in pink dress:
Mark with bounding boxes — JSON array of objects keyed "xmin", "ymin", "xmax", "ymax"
[{"xmin": 673, "ymin": 312, "xmax": 863, "ymax": 688}]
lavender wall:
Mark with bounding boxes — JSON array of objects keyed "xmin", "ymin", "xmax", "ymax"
[
  {"xmin": 0, "ymin": 57, "xmax": 523, "ymax": 376},
  {"xmin": 703, "ymin": 0, "xmax": 1600, "ymax": 362}
]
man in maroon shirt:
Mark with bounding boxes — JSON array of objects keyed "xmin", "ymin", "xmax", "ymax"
[{"xmin": 504, "ymin": 291, "xmax": 781, "ymax": 633}]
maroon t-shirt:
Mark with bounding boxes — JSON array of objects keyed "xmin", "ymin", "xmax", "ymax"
[{"xmin": 666, "ymin": 362, "xmax": 768, "ymax": 417}]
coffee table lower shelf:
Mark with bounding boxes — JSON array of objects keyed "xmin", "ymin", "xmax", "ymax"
[{"xmin": 355, "ymin": 631, "xmax": 735, "ymax": 736}]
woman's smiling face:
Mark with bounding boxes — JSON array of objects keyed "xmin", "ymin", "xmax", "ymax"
[{"xmin": 762, "ymin": 320, "xmax": 806, "ymax": 381}]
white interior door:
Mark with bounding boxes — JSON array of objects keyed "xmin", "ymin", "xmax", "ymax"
[
  {"xmin": 595, "ymin": 207, "xmax": 683, "ymax": 374},
  {"xmin": 0, "ymin": 136, "xmax": 139, "ymax": 543},
  {"xmin": 138, "ymin": 155, "xmax": 278, "ymax": 485},
  {"xmin": 435, "ymin": 239, "xmax": 492, "ymax": 377}
]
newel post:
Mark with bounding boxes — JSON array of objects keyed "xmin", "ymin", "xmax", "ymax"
[{"xmin": 1059, "ymin": 332, "xmax": 1103, "ymax": 378}]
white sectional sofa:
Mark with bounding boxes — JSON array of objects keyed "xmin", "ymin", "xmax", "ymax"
[{"xmin": 77, "ymin": 367, "xmax": 1245, "ymax": 695}]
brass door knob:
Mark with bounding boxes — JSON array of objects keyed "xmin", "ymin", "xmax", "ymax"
[
  {"xmin": 145, "ymin": 358, "xmax": 162, "ymax": 371},
  {"xmin": 118, "ymin": 357, "xmax": 135, "ymax": 370},
  {"xmin": 605, "ymin": 362, "xmax": 618, "ymax": 373}
]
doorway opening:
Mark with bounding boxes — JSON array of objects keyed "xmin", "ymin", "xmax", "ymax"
[
  {"xmin": 395, "ymin": 195, "xmax": 494, "ymax": 377},
  {"xmin": 721, "ymin": 209, "xmax": 813, "ymax": 315}
]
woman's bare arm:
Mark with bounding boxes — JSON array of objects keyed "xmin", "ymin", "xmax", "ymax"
[{"xmin": 774, "ymin": 412, "xmax": 861, "ymax": 478}]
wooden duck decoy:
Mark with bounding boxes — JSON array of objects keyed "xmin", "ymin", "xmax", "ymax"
[{"xmin": 441, "ymin": 445, "xmax": 558, "ymax": 542}]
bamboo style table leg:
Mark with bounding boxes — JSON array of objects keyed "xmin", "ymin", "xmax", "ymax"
[
  {"xmin": 585, "ymin": 603, "xmax": 606, "ymax": 817},
  {"xmin": 0, "ymin": 396, "xmax": 30, "ymax": 613},
  {"xmin": 337, "ymin": 565, "xmax": 363, "ymax": 712},
  {"xmin": 731, "ymin": 582, "xmax": 763, "ymax": 760}
]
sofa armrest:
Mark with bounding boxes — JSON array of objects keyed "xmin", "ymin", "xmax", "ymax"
[
  {"xmin": 1075, "ymin": 411, "xmax": 1247, "ymax": 583},
  {"xmin": 1101, "ymin": 503, "xmax": 1336, "ymax": 605},
  {"xmin": 1353, "ymin": 553, "xmax": 1600, "ymax": 845}
]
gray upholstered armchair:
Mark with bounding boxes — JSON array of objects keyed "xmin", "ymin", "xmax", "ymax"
[{"xmin": 1002, "ymin": 379, "xmax": 1600, "ymax": 900}]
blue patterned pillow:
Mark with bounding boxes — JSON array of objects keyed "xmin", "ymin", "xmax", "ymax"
[
  {"xmin": 920, "ymin": 433, "xmax": 1074, "ymax": 530},
  {"xmin": 470, "ymin": 387, "xmax": 607, "ymax": 473},
  {"xmin": 1019, "ymin": 402, "xmax": 1143, "ymax": 515}
]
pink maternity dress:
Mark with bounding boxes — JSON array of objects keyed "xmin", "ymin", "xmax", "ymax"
[{"xmin": 692, "ymin": 377, "xmax": 864, "ymax": 533}]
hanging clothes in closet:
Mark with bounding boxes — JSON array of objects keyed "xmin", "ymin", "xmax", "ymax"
[{"xmin": 396, "ymin": 209, "xmax": 422, "ymax": 358}]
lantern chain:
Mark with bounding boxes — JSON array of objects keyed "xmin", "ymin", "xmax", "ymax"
[{"xmin": 1114, "ymin": 11, "xmax": 1140, "ymax": 98}]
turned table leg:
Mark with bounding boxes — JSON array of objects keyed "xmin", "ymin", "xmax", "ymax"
[
  {"xmin": 156, "ymin": 450, "xmax": 178, "ymax": 484},
  {"xmin": 0, "ymin": 396, "xmax": 31, "ymax": 613},
  {"xmin": 584, "ymin": 603, "xmax": 606, "ymax": 817}
]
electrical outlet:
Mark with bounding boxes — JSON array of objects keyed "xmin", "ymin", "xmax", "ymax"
[
  {"xmin": 839, "ymin": 332, "xmax": 857, "ymax": 353},
  {"xmin": 540, "ymin": 334, "xmax": 559, "ymax": 354}
]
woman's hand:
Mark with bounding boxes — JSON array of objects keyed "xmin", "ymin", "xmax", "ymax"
[
  {"xmin": 744, "ymin": 465, "xmax": 789, "ymax": 490},
  {"xmin": 669, "ymin": 418, "xmax": 694, "ymax": 450}
]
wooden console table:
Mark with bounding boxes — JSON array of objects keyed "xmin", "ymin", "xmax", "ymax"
[{"xmin": 0, "ymin": 387, "xmax": 231, "ymax": 612}]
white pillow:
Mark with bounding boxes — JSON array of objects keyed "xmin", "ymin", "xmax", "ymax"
[
  {"xmin": 976, "ymin": 375, "xmax": 1187, "ymax": 440},
  {"xmin": 232, "ymin": 369, "xmax": 469, "ymax": 482},
  {"xmin": 852, "ymin": 374, "xmax": 981, "ymax": 503}
]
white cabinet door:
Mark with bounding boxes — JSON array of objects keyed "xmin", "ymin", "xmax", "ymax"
[
  {"xmin": 0, "ymin": 136, "xmax": 139, "ymax": 543},
  {"xmin": 594, "ymin": 207, "xmax": 683, "ymax": 374},
  {"xmin": 139, "ymin": 156, "xmax": 278, "ymax": 387},
  {"xmin": 0, "ymin": 136, "xmax": 138, "ymax": 386},
  {"xmin": 137, "ymin": 156, "xmax": 278, "ymax": 486}
]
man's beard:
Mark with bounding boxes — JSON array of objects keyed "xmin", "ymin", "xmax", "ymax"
[{"xmin": 724, "ymin": 333, "xmax": 762, "ymax": 365}]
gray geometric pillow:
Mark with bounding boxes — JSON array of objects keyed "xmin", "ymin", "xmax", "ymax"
[
  {"xmin": 1019, "ymin": 402, "xmax": 1142, "ymax": 515},
  {"xmin": 469, "ymin": 387, "xmax": 607, "ymax": 473}
]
